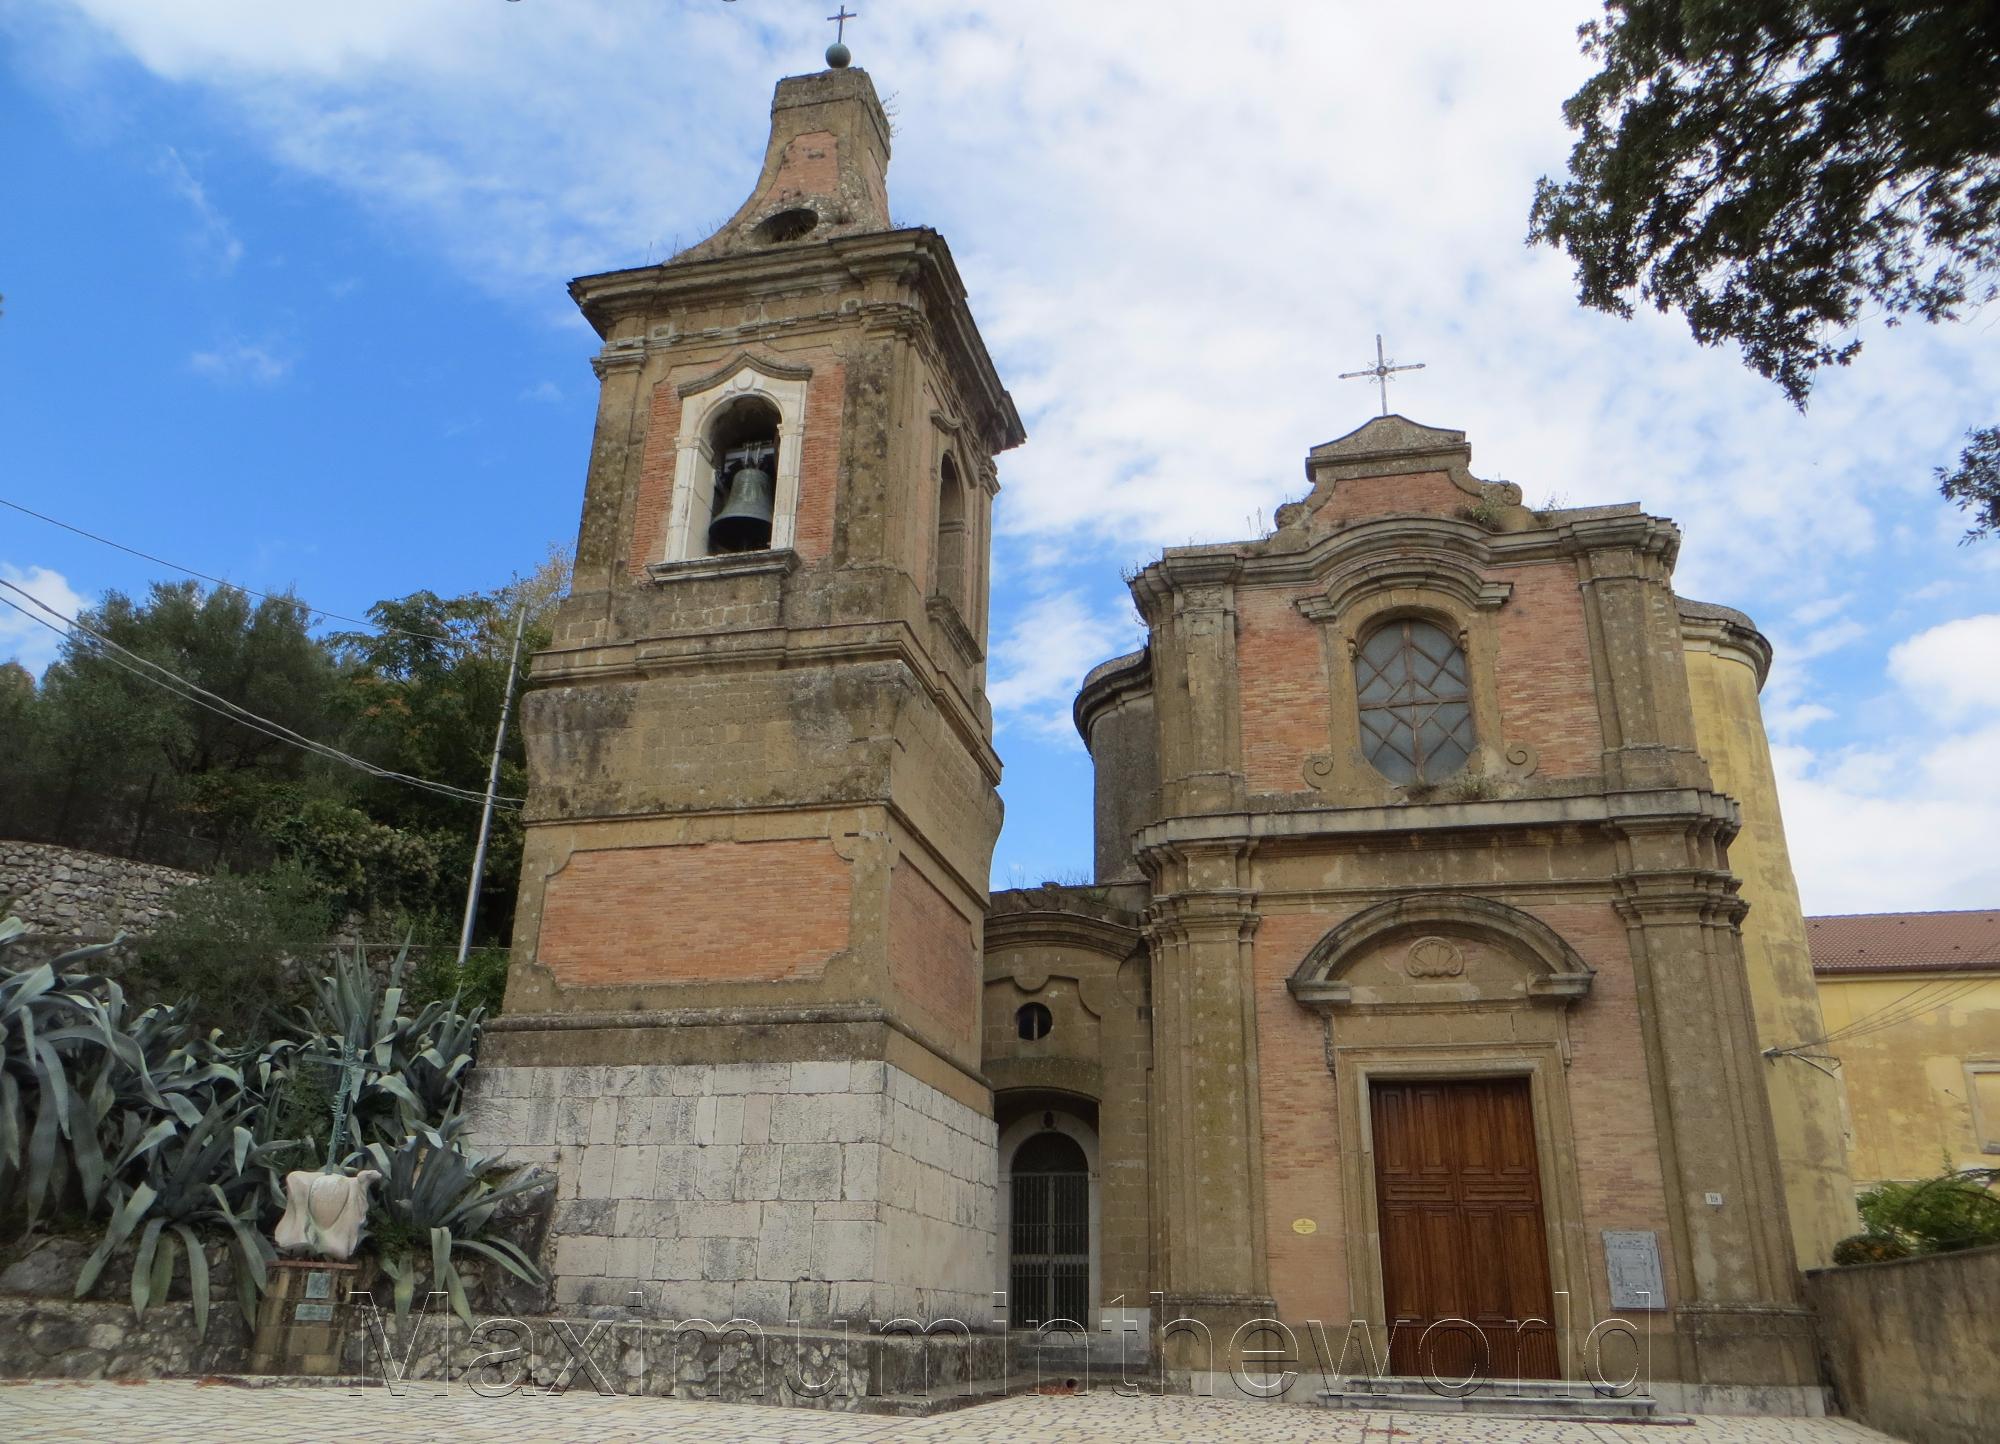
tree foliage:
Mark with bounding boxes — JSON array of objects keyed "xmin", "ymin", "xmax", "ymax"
[
  {"xmin": 1529, "ymin": 1, "xmax": 2000, "ymax": 536},
  {"xmin": 0, "ymin": 548, "xmax": 570, "ymax": 959}
]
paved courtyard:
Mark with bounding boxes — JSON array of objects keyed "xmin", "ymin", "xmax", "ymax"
[{"xmin": 0, "ymin": 1381, "xmax": 1903, "ymax": 1443}]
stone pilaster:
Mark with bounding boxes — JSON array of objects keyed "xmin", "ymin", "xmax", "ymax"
[
  {"xmin": 1611, "ymin": 816, "xmax": 1818, "ymax": 1388},
  {"xmin": 1140, "ymin": 844, "xmax": 1272, "ymax": 1367},
  {"xmin": 570, "ymin": 341, "xmax": 649, "ymax": 600},
  {"xmin": 1134, "ymin": 558, "xmax": 1244, "ymax": 818},
  {"xmin": 1573, "ymin": 517, "xmax": 1711, "ymax": 791}
]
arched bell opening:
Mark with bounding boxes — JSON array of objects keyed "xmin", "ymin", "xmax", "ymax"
[
  {"xmin": 933, "ymin": 452, "xmax": 968, "ymax": 616},
  {"xmin": 995, "ymin": 1094, "xmax": 1099, "ymax": 1333},
  {"xmin": 705, "ymin": 395, "xmax": 782, "ymax": 555}
]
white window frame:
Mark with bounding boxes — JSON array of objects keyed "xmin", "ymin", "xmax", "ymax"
[
  {"xmin": 663, "ymin": 362, "xmax": 810, "ymax": 564},
  {"xmin": 1967, "ymin": 1060, "xmax": 2000, "ymax": 1154}
]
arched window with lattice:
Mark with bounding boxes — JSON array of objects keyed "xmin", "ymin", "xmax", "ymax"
[{"xmin": 1353, "ymin": 617, "xmax": 1475, "ymax": 782}]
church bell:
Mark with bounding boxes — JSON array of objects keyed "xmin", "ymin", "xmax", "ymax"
[{"xmin": 708, "ymin": 463, "xmax": 775, "ymax": 552}]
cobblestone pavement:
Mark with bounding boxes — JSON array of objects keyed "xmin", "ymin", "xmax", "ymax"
[{"xmin": 0, "ymin": 1381, "xmax": 1904, "ymax": 1443}]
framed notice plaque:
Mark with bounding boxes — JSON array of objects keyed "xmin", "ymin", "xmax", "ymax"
[{"xmin": 1602, "ymin": 1230, "xmax": 1667, "ymax": 1312}]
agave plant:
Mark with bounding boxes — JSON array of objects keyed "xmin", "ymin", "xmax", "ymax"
[
  {"xmin": 293, "ymin": 946, "xmax": 485, "ymax": 1153},
  {"xmin": 363, "ymin": 1122, "xmax": 548, "ymax": 1324},
  {"xmin": 75, "ymin": 1095, "xmax": 292, "ymax": 1335},
  {"xmin": 2, "ymin": 918, "xmax": 154, "ymax": 1223}
]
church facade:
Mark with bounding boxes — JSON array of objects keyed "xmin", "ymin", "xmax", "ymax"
[{"xmin": 466, "ymin": 60, "xmax": 1853, "ymax": 1407}]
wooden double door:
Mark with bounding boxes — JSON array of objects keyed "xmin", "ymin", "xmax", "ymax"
[{"xmin": 1370, "ymin": 1077, "xmax": 1560, "ymax": 1380}]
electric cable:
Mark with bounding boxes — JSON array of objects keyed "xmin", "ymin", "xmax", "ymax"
[
  {"xmin": 0, "ymin": 583, "xmax": 518, "ymax": 810},
  {"xmin": 0, "ymin": 494, "xmax": 461, "ymax": 645}
]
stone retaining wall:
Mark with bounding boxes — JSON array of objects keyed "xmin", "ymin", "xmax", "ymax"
[
  {"xmin": 0, "ymin": 840, "xmax": 201, "ymax": 937},
  {"xmin": 1806, "ymin": 1244, "xmax": 2000, "ymax": 1444}
]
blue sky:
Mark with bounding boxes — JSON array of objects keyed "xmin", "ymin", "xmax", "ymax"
[{"xmin": 3, "ymin": 1, "xmax": 1997, "ymax": 911}]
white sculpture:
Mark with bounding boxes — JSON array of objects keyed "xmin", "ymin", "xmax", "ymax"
[{"xmin": 274, "ymin": 1168, "xmax": 384, "ymax": 1262}]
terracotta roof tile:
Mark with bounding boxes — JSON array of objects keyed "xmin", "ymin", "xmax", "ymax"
[{"xmin": 1806, "ymin": 910, "xmax": 2000, "ymax": 975}]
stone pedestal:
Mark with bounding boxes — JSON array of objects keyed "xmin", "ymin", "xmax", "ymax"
[
  {"xmin": 248, "ymin": 1258, "xmax": 373, "ymax": 1376},
  {"xmin": 465, "ymin": 1044, "xmax": 997, "ymax": 1327}
]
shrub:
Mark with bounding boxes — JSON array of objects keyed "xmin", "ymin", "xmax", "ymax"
[
  {"xmin": 404, "ymin": 944, "xmax": 509, "ymax": 1017},
  {"xmin": 1855, "ymin": 1167, "xmax": 2000, "ymax": 1256},
  {"xmin": 1831, "ymin": 1231, "xmax": 1910, "ymax": 1265},
  {"xmin": 133, "ymin": 862, "xmax": 331, "ymax": 1035}
]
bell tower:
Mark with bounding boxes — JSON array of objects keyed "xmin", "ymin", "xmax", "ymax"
[{"xmin": 467, "ymin": 60, "xmax": 1024, "ymax": 1328}]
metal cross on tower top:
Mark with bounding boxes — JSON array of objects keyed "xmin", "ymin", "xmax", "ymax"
[
  {"xmin": 828, "ymin": 6, "xmax": 858, "ymax": 43},
  {"xmin": 1339, "ymin": 334, "xmax": 1426, "ymax": 417}
]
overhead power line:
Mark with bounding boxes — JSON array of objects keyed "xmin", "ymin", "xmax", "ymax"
[
  {"xmin": 0, "ymin": 581, "xmax": 520, "ymax": 812},
  {"xmin": 1767, "ymin": 974, "xmax": 1989, "ymax": 1061},
  {"xmin": 0, "ymin": 494, "xmax": 460, "ymax": 645}
]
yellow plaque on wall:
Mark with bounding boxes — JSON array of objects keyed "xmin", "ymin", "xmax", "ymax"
[{"xmin": 1292, "ymin": 1217, "xmax": 1317, "ymax": 1235}]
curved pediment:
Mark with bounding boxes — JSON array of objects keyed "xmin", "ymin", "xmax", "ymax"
[
  {"xmin": 1294, "ymin": 536, "xmax": 1514, "ymax": 621},
  {"xmin": 1287, "ymin": 895, "xmax": 1594, "ymax": 1011}
]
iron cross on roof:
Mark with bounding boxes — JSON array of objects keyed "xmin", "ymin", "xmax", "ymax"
[
  {"xmin": 1339, "ymin": 334, "xmax": 1426, "ymax": 417},
  {"xmin": 828, "ymin": 6, "xmax": 858, "ymax": 43}
]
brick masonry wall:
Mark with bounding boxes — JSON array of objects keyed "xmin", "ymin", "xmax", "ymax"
[
  {"xmin": 0, "ymin": 840, "xmax": 201, "ymax": 938},
  {"xmin": 1236, "ymin": 585, "xmax": 1330, "ymax": 795},
  {"xmin": 1252, "ymin": 911, "xmax": 1360, "ymax": 1325},
  {"xmin": 536, "ymin": 840, "xmax": 851, "ymax": 988},
  {"xmin": 769, "ymin": 129, "xmax": 841, "ymax": 200},
  {"xmin": 791, "ymin": 364, "xmax": 846, "ymax": 562},
  {"xmin": 1308, "ymin": 469, "xmax": 1468, "ymax": 526},
  {"xmin": 1249, "ymin": 900, "xmax": 1678, "ymax": 1328},
  {"xmin": 1492, "ymin": 562, "xmax": 1605, "ymax": 778},
  {"xmin": 627, "ymin": 382, "xmax": 686, "ymax": 579},
  {"xmin": 888, "ymin": 860, "xmax": 976, "ymax": 1050},
  {"xmin": 463, "ymin": 1059, "xmax": 998, "ymax": 1327}
]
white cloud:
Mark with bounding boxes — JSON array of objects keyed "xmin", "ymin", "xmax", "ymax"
[
  {"xmin": 1887, "ymin": 614, "xmax": 2000, "ymax": 717},
  {"xmin": 156, "ymin": 144, "xmax": 242, "ymax": 271},
  {"xmin": 29, "ymin": 3, "xmax": 1997, "ymax": 578},
  {"xmin": 518, "ymin": 380, "xmax": 563, "ymax": 404},
  {"xmin": 0, "ymin": 563, "xmax": 87, "ymax": 676},
  {"xmin": 1773, "ymin": 614, "xmax": 2000, "ymax": 912},
  {"xmin": 18, "ymin": 0, "xmax": 2000, "ymax": 905},
  {"xmin": 989, "ymin": 591, "xmax": 1137, "ymax": 743},
  {"xmin": 188, "ymin": 339, "xmax": 290, "ymax": 384},
  {"xmin": 1782, "ymin": 618, "xmax": 1868, "ymax": 663},
  {"xmin": 1776, "ymin": 733, "xmax": 2000, "ymax": 913}
]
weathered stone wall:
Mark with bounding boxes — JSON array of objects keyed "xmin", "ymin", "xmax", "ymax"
[
  {"xmin": 1806, "ymin": 1245, "xmax": 2000, "ymax": 1444},
  {"xmin": 1683, "ymin": 617, "xmax": 1858, "ymax": 1269},
  {"xmin": 0, "ymin": 1293, "xmax": 1019, "ymax": 1409},
  {"xmin": 464, "ymin": 1058, "xmax": 998, "ymax": 1327},
  {"xmin": 0, "ymin": 840, "xmax": 201, "ymax": 937},
  {"xmin": 0, "ymin": 1298, "xmax": 252, "ymax": 1380}
]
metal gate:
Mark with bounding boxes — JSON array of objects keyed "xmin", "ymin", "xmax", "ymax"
[{"xmin": 1008, "ymin": 1131, "xmax": 1089, "ymax": 1327}]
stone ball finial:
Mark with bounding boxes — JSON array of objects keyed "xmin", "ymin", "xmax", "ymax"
[{"xmin": 826, "ymin": 41, "xmax": 852, "ymax": 68}]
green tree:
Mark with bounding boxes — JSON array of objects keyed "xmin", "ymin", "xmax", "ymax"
[
  {"xmin": 1529, "ymin": 1, "xmax": 2000, "ymax": 538},
  {"xmin": 23, "ymin": 582, "xmax": 345, "ymax": 866},
  {"xmin": 331, "ymin": 547, "xmax": 570, "ymax": 942}
]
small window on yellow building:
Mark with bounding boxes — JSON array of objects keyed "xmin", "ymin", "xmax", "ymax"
[{"xmin": 1969, "ymin": 1064, "xmax": 2000, "ymax": 1154}]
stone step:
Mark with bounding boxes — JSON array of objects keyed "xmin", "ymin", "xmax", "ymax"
[
  {"xmin": 1332, "ymin": 1373, "xmax": 1637, "ymax": 1399},
  {"xmin": 1318, "ymin": 1379, "xmax": 1680, "ymax": 1424}
]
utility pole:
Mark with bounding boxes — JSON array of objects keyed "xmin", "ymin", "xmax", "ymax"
[{"xmin": 456, "ymin": 605, "xmax": 528, "ymax": 968}]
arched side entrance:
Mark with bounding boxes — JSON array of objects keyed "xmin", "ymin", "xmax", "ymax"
[{"xmin": 996, "ymin": 1107, "xmax": 1100, "ymax": 1329}]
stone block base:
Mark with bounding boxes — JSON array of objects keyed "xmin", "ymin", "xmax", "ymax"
[
  {"xmin": 463, "ymin": 1055, "xmax": 998, "ymax": 1325},
  {"xmin": 249, "ymin": 1258, "xmax": 374, "ymax": 1376}
]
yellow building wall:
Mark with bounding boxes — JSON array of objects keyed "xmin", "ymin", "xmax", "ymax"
[
  {"xmin": 1816, "ymin": 971, "xmax": 2000, "ymax": 1185},
  {"xmin": 1683, "ymin": 633, "xmax": 1858, "ymax": 1268}
]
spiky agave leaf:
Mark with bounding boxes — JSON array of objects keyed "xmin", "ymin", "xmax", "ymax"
[{"xmin": 362, "ymin": 1129, "xmax": 550, "ymax": 1324}]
